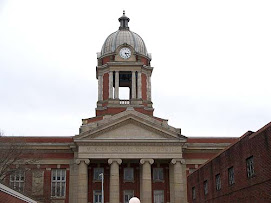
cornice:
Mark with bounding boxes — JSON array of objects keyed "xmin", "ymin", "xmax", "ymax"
[{"xmin": 74, "ymin": 141, "xmax": 185, "ymax": 146}]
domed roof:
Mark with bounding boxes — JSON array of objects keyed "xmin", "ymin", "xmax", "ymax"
[{"xmin": 100, "ymin": 12, "xmax": 149, "ymax": 58}]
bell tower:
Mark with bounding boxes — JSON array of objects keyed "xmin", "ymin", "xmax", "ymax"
[{"xmin": 95, "ymin": 11, "xmax": 154, "ymax": 117}]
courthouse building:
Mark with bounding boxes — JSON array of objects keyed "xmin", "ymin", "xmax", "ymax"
[{"xmin": 0, "ymin": 13, "xmax": 237, "ymax": 203}]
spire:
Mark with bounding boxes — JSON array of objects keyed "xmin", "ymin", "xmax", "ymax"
[{"xmin": 118, "ymin": 10, "xmax": 130, "ymax": 30}]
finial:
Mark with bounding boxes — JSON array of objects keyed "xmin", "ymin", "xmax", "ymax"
[{"xmin": 118, "ymin": 11, "xmax": 130, "ymax": 30}]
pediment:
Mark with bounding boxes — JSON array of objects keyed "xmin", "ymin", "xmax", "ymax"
[
  {"xmin": 75, "ymin": 110, "xmax": 186, "ymax": 142},
  {"xmin": 85, "ymin": 119, "xmax": 172, "ymax": 140}
]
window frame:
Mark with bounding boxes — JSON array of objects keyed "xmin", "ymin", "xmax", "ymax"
[
  {"xmin": 215, "ymin": 173, "xmax": 221, "ymax": 191},
  {"xmin": 123, "ymin": 190, "xmax": 134, "ymax": 203},
  {"xmin": 123, "ymin": 167, "xmax": 134, "ymax": 182},
  {"xmin": 153, "ymin": 190, "xmax": 164, "ymax": 203},
  {"xmin": 9, "ymin": 170, "xmax": 25, "ymax": 192},
  {"xmin": 192, "ymin": 186, "xmax": 196, "ymax": 200},
  {"xmin": 51, "ymin": 169, "xmax": 66, "ymax": 198},
  {"xmin": 203, "ymin": 180, "xmax": 208, "ymax": 195},
  {"xmin": 228, "ymin": 167, "xmax": 235, "ymax": 185},
  {"xmin": 93, "ymin": 190, "xmax": 102, "ymax": 203},
  {"xmin": 93, "ymin": 168, "xmax": 104, "ymax": 182},
  {"xmin": 153, "ymin": 168, "xmax": 164, "ymax": 182},
  {"xmin": 246, "ymin": 156, "xmax": 255, "ymax": 178}
]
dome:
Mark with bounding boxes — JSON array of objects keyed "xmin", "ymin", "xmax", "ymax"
[{"xmin": 100, "ymin": 11, "xmax": 149, "ymax": 58}]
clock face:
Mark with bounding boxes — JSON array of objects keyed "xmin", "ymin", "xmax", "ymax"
[{"xmin": 119, "ymin": 47, "xmax": 131, "ymax": 59}]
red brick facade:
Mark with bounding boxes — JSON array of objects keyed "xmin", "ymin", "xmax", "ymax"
[{"xmin": 187, "ymin": 122, "xmax": 271, "ymax": 203}]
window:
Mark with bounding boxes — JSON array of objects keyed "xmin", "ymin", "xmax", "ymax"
[
  {"xmin": 228, "ymin": 167, "xmax": 235, "ymax": 185},
  {"xmin": 154, "ymin": 190, "xmax": 164, "ymax": 203},
  {"xmin": 10, "ymin": 171, "xmax": 25, "ymax": 192},
  {"xmin": 51, "ymin": 169, "xmax": 66, "ymax": 197},
  {"xmin": 93, "ymin": 168, "xmax": 104, "ymax": 181},
  {"xmin": 124, "ymin": 168, "xmax": 134, "ymax": 182},
  {"xmin": 204, "ymin": 180, "xmax": 208, "ymax": 195},
  {"xmin": 192, "ymin": 187, "xmax": 196, "ymax": 200},
  {"xmin": 153, "ymin": 168, "xmax": 164, "ymax": 181},
  {"xmin": 93, "ymin": 190, "xmax": 102, "ymax": 203},
  {"xmin": 246, "ymin": 156, "xmax": 255, "ymax": 178},
  {"xmin": 215, "ymin": 174, "xmax": 221, "ymax": 191},
  {"xmin": 124, "ymin": 190, "xmax": 134, "ymax": 203}
]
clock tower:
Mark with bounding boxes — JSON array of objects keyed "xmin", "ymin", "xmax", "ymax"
[{"xmin": 95, "ymin": 11, "xmax": 154, "ymax": 117}]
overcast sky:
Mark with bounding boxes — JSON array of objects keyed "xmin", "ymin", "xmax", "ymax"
[{"xmin": 0, "ymin": 0, "xmax": 270, "ymax": 138}]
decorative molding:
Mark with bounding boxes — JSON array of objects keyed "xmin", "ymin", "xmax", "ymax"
[
  {"xmin": 75, "ymin": 159, "xmax": 90, "ymax": 165},
  {"xmin": 108, "ymin": 159, "xmax": 122, "ymax": 165},
  {"xmin": 140, "ymin": 159, "xmax": 154, "ymax": 165},
  {"xmin": 171, "ymin": 159, "xmax": 185, "ymax": 165}
]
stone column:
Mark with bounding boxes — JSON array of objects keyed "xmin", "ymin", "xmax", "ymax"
[
  {"xmin": 108, "ymin": 159, "xmax": 122, "ymax": 203},
  {"xmin": 140, "ymin": 159, "xmax": 154, "ymax": 203},
  {"xmin": 170, "ymin": 159, "xmax": 187, "ymax": 203},
  {"xmin": 132, "ymin": 71, "xmax": 136, "ymax": 99},
  {"xmin": 109, "ymin": 71, "xmax": 113, "ymax": 99},
  {"xmin": 76, "ymin": 159, "xmax": 90, "ymax": 203},
  {"xmin": 98, "ymin": 75, "xmax": 103, "ymax": 101},
  {"xmin": 137, "ymin": 71, "xmax": 142, "ymax": 99},
  {"xmin": 114, "ymin": 71, "xmax": 119, "ymax": 99}
]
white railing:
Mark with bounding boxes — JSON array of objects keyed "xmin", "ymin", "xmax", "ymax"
[{"xmin": 120, "ymin": 100, "xmax": 130, "ymax": 105}]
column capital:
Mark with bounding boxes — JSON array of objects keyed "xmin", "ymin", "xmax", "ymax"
[
  {"xmin": 171, "ymin": 158, "xmax": 185, "ymax": 165},
  {"xmin": 140, "ymin": 158, "xmax": 154, "ymax": 165},
  {"xmin": 108, "ymin": 158, "xmax": 122, "ymax": 165},
  {"xmin": 75, "ymin": 159, "xmax": 90, "ymax": 165}
]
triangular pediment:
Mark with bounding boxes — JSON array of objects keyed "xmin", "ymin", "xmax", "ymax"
[{"xmin": 74, "ymin": 109, "xmax": 186, "ymax": 142}]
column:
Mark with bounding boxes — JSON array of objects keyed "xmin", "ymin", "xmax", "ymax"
[
  {"xmin": 132, "ymin": 71, "xmax": 136, "ymax": 99},
  {"xmin": 76, "ymin": 159, "xmax": 90, "ymax": 203},
  {"xmin": 114, "ymin": 71, "xmax": 119, "ymax": 99},
  {"xmin": 137, "ymin": 71, "xmax": 142, "ymax": 99},
  {"xmin": 109, "ymin": 71, "xmax": 113, "ymax": 99},
  {"xmin": 140, "ymin": 159, "xmax": 154, "ymax": 203},
  {"xmin": 108, "ymin": 159, "xmax": 122, "ymax": 203},
  {"xmin": 98, "ymin": 75, "xmax": 103, "ymax": 101},
  {"xmin": 170, "ymin": 159, "xmax": 187, "ymax": 203}
]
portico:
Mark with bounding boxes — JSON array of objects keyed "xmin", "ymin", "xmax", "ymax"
[{"xmin": 74, "ymin": 110, "xmax": 187, "ymax": 203}]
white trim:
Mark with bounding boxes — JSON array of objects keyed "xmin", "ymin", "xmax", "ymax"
[{"xmin": 0, "ymin": 183, "xmax": 37, "ymax": 203}]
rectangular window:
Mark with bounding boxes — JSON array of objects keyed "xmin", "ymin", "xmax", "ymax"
[
  {"xmin": 204, "ymin": 180, "xmax": 208, "ymax": 195},
  {"xmin": 192, "ymin": 187, "xmax": 196, "ymax": 200},
  {"xmin": 154, "ymin": 190, "xmax": 164, "ymax": 203},
  {"xmin": 153, "ymin": 168, "xmax": 164, "ymax": 181},
  {"xmin": 124, "ymin": 168, "xmax": 134, "ymax": 182},
  {"xmin": 93, "ymin": 190, "xmax": 102, "ymax": 203},
  {"xmin": 10, "ymin": 171, "xmax": 25, "ymax": 192},
  {"xmin": 215, "ymin": 174, "xmax": 221, "ymax": 191},
  {"xmin": 51, "ymin": 169, "xmax": 66, "ymax": 197},
  {"xmin": 228, "ymin": 167, "xmax": 235, "ymax": 185},
  {"xmin": 246, "ymin": 156, "xmax": 255, "ymax": 178},
  {"xmin": 124, "ymin": 190, "xmax": 134, "ymax": 203},
  {"xmin": 93, "ymin": 168, "xmax": 104, "ymax": 181}
]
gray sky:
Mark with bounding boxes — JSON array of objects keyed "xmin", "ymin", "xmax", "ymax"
[{"xmin": 0, "ymin": 0, "xmax": 270, "ymax": 137}]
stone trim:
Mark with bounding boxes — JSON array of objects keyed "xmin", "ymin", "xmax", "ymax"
[
  {"xmin": 75, "ymin": 159, "xmax": 90, "ymax": 165},
  {"xmin": 108, "ymin": 158, "xmax": 122, "ymax": 165},
  {"xmin": 140, "ymin": 159, "xmax": 154, "ymax": 165}
]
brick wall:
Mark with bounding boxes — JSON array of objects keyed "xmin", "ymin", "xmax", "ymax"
[{"xmin": 187, "ymin": 122, "xmax": 271, "ymax": 203}]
